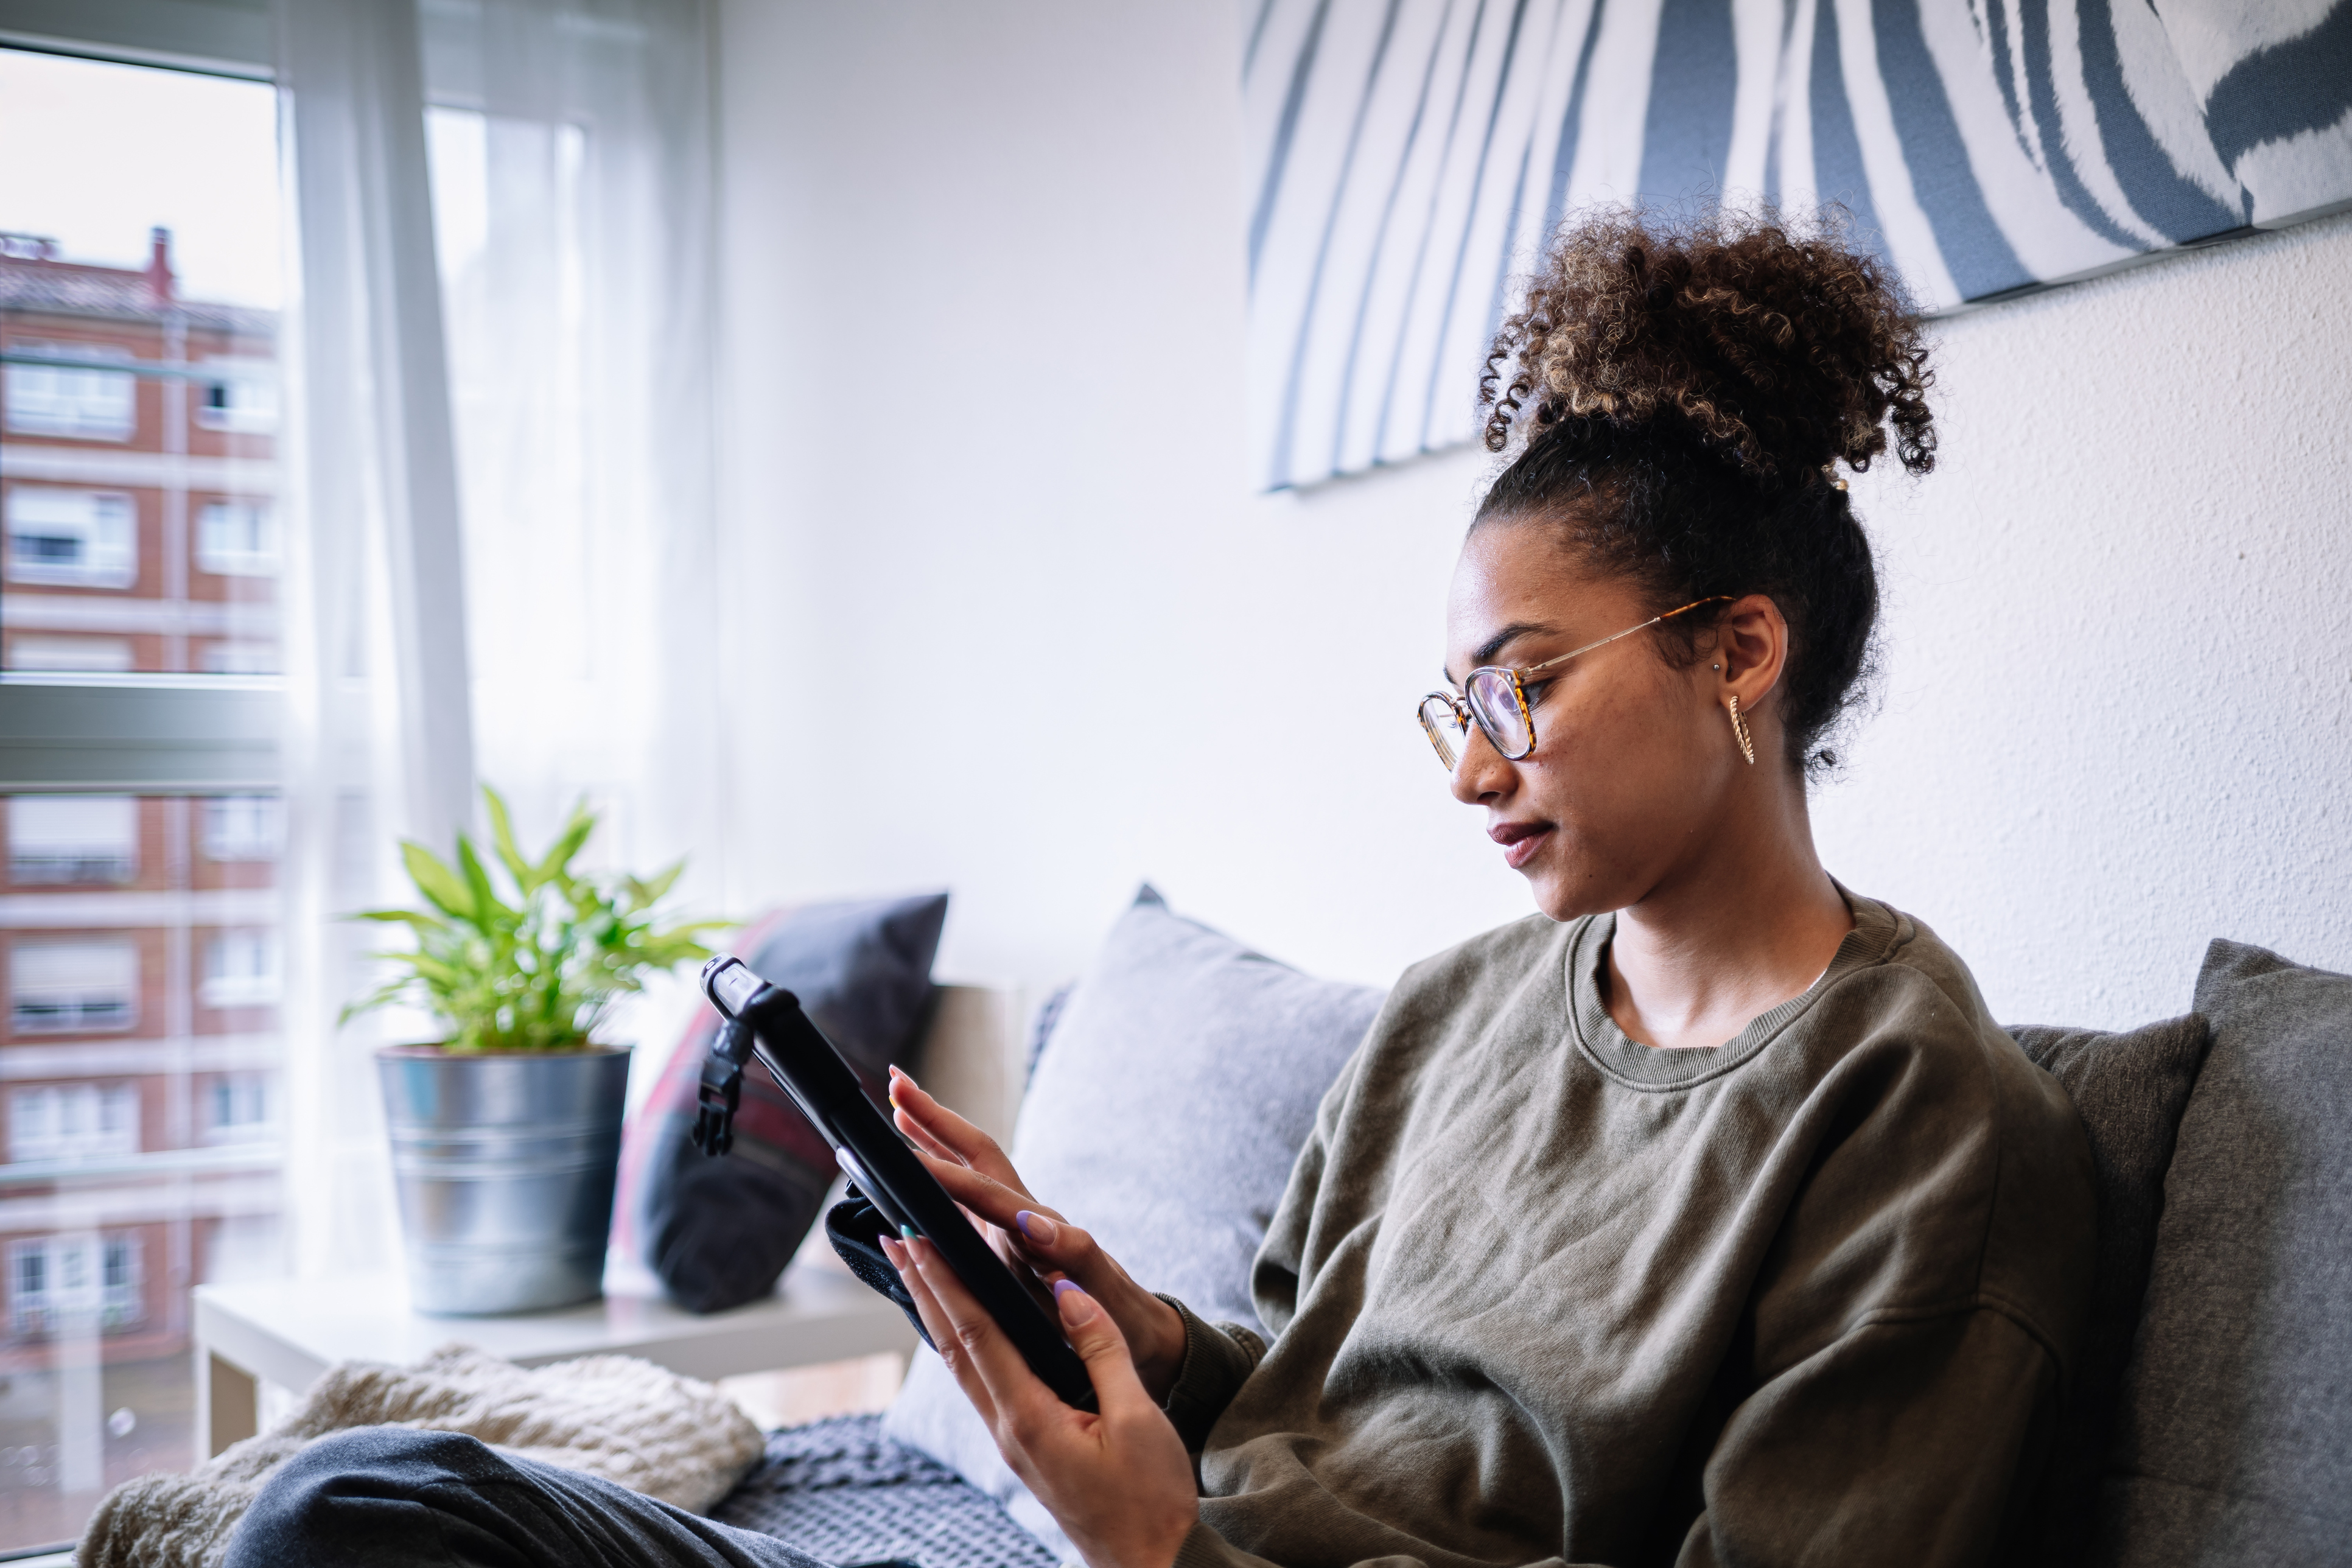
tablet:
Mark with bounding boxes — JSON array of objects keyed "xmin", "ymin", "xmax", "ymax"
[{"xmin": 699, "ymin": 955, "xmax": 1099, "ymax": 1412}]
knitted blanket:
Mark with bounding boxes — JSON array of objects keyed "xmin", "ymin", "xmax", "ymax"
[{"xmin": 76, "ymin": 1343, "xmax": 766, "ymax": 1568}]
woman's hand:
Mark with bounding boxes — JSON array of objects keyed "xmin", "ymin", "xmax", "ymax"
[
  {"xmin": 884, "ymin": 1230, "xmax": 1199, "ymax": 1568},
  {"xmin": 889, "ymin": 1068, "xmax": 1189, "ymax": 1401}
]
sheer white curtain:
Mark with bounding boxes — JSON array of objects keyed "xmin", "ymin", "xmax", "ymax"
[
  {"xmin": 421, "ymin": 0, "xmax": 726, "ymax": 1105},
  {"xmin": 272, "ymin": 0, "xmax": 721, "ymax": 1278},
  {"xmin": 419, "ymin": 0, "xmax": 723, "ymax": 925},
  {"xmin": 274, "ymin": 0, "xmax": 478, "ymax": 1278}
]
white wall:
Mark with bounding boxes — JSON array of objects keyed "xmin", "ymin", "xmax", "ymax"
[{"xmin": 714, "ymin": 1, "xmax": 2352, "ymax": 1029}]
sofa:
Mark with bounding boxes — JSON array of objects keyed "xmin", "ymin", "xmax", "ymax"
[{"xmin": 702, "ymin": 893, "xmax": 2352, "ymax": 1568}]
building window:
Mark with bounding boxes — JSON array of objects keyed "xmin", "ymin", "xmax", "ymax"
[
  {"xmin": 7, "ymin": 635, "xmax": 135, "ymax": 672},
  {"xmin": 195, "ymin": 358, "xmax": 277, "ymax": 433},
  {"xmin": 195, "ymin": 499, "xmax": 275, "ymax": 576},
  {"xmin": 8, "ymin": 1083, "xmax": 139, "ymax": 1163},
  {"xmin": 198, "ymin": 640, "xmax": 278, "ymax": 674},
  {"xmin": 200, "ymin": 929, "xmax": 279, "ymax": 1009},
  {"xmin": 7, "ymin": 1233, "xmax": 144, "ymax": 1336},
  {"xmin": 2, "ymin": 342, "xmax": 135, "ymax": 440},
  {"xmin": 200, "ymin": 796, "xmax": 279, "ymax": 861},
  {"xmin": 205, "ymin": 1074, "xmax": 270, "ymax": 1141},
  {"xmin": 10, "ymin": 940, "xmax": 138, "ymax": 1034},
  {"xmin": 4, "ymin": 486, "xmax": 138, "ymax": 589},
  {"xmin": 8, "ymin": 795, "xmax": 138, "ymax": 884}
]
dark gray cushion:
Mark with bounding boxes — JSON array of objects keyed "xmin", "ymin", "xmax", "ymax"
[
  {"xmin": 2089, "ymin": 940, "xmax": 2352, "ymax": 1565},
  {"xmin": 883, "ymin": 885, "xmax": 1385, "ymax": 1553},
  {"xmin": 2006, "ymin": 1015, "xmax": 2211, "ymax": 1566},
  {"xmin": 618, "ymin": 894, "xmax": 949, "ymax": 1312}
]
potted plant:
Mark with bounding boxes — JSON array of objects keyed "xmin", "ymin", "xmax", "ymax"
[{"xmin": 346, "ymin": 787, "xmax": 724, "ymax": 1315}]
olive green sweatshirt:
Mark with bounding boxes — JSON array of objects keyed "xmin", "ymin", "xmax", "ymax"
[{"xmin": 1159, "ymin": 892, "xmax": 2093, "ymax": 1568}]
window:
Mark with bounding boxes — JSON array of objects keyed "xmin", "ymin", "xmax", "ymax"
[
  {"xmin": 198, "ymin": 640, "xmax": 279, "ymax": 674},
  {"xmin": 205, "ymin": 1073, "xmax": 270, "ymax": 1141},
  {"xmin": 200, "ymin": 795, "xmax": 279, "ymax": 861},
  {"xmin": 5, "ymin": 486, "xmax": 139, "ymax": 589},
  {"xmin": 8, "ymin": 635, "xmax": 135, "ymax": 672},
  {"xmin": 2, "ymin": 341, "xmax": 136, "ymax": 439},
  {"xmin": 7, "ymin": 1234, "xmax": 144, "ymax": 1335},
  {"xmin": 195, "ymin": 500, "xmax": 275, "ymax": 576},
  {"xmin": 200, "ymin": 929, "xmax": 279, "ymax": 1008},
  {"xmin": 195, "ymin": 357, "xmax": 278, "ymax": 433},
  {"xmin": 9, "ymin": 795, "xmax": 138, "ymax": 884},
  {"xmin": 1, "ymin": 38, "xmax": 289, "ymax": 1545},
  {"xmin": 10, "ymin": 940, "xmax": 139, "ymax": 1034},
  {"xmin": 195, "ymin": 502, "xmax": 270, "ymax": 569},
  {"xmin": 9, "ymin": 1083, "xmax": 140, "ymax": 1163}
]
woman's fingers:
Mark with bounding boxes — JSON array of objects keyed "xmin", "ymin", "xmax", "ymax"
[
  {"xmin": 888, "ymin": 1069, "xmax": 1022, "ymax": 1184},
  {"xmin": 914, "ymin": 1147, "xmax": 1052, "ymax": 1231},
  {"xmin": 891, "ymin": 1236, "xmax": 1199, "ymax": 1568},
  {"xmin": 892, "ymin": 1104, "xmax": 963, "ymax": 1164},
  {"xmin": 883, "ymin": 1232, "xmax": 999, "ymax": 1427},
  {"xmin": 894, "ymin": 1231, "xmax": 1052, "ymax": 1428},
  {"xmin": 1050, "ymin": 1281, "xmax": 1155, "ymax": 1419},
  {"xmin": 1003, "ymin": 1209, "xmax": 1130, "ymax": 1309}
]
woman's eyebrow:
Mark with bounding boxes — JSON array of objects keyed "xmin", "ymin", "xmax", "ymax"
[{"xmin": 1457, "ymin": 621, "xmax": 1560, "ymax": 677}]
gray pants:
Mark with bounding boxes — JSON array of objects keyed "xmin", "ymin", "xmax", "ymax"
[{"xmin": 224, "ymin": 1426, "xmax": 826, "ymax": 1568}]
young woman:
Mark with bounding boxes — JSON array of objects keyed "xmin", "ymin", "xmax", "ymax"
[
  {"xmin": 877, "ymin": 211, "xmax": 2094, "ymax": 1568},
  {"xmin": 225, "ymin": 212, "xmax": 2090, "ymax": 1568}
]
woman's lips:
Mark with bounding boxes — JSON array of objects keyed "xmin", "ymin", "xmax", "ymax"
[{"xmin": 1489, "ymin": 819, "xmax": 1553, "ymax": 870}]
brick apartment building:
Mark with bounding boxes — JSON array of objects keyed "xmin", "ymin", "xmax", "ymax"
[{"xmin": 0, "ymin": 229, "xmax": 282, "ymax": 1376}]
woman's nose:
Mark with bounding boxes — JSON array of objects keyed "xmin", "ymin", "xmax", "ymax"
[{"xmin": 1447, "ymin": 724, "xmax": 1513, "ymax": 805}]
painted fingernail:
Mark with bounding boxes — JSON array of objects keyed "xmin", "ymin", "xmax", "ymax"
[
  {"xmin": 1051, "ymin": 1279, "xmax": 1082, "ymax": 1301},
  {"xmin": 879, "ymin": 1234, "xmax": 906, "ymax": 1268},
  {"xmin": 1014, "ymin": 1210, "xmax": 1059, "ymax": 1245},
  {"xmin": 900, "ymin": 1224, "xmax": 917, "ymax": 1241}
]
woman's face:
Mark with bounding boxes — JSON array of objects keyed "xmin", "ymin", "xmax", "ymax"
[{"xmin": 1443, "ymin": 519, "xmax": 1742, "ymax": 921}]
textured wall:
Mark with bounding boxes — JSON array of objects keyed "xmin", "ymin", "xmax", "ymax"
[
  {"xmin": 1816, "ymin": 224, "xmax": 2352, "ymax": 1022},
  {"xmin": 714, "ymin": 0, "xmax": 2351, "ymax": 1029}
]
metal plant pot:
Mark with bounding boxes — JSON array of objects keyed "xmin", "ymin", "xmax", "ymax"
[{"xmin": 376, "ymin": 1045, "xmax": 632, "ymax": 1315}]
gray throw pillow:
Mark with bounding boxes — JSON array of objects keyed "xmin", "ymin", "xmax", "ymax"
[
  {"xmin": 883, "ymin": 886, "xmax": 1384, "ymax": 1556},
  {"xmin": 2006, "ymin": 1015, "xmax": 2211, "ymax": 1567},
  {"xmin": 618, "ymin": 894, "xmax": 949, "ymax": 1313},
  {"xmin": 2088, "ymin": 940, "xmax": 2352, "ymax": 1566}
]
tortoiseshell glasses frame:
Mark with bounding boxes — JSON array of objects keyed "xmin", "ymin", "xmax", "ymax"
[{"xmin": 1416, "ymin": 597, "xmax": 1731, "ymax": 771}]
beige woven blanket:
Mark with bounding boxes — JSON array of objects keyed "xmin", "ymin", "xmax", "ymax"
[{"xmin": 75, "ymin": 1343, "xmax": 766, "ymax": 1568}]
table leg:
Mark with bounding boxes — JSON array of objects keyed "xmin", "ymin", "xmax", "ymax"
[{"xmin": 200, "ymin": 1349, "xmax": 259, "ymax": 1458}]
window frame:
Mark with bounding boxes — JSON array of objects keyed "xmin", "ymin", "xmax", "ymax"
[
  {"xmin": 0, "ymin": 0, "xmax": 268, "ymax": 82},
  {"xmin": 0, "ymin": 673, "xmax": 276, "ymax": 793}
]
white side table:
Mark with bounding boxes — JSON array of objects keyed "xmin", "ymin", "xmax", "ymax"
[{"xmin": 191, "ymin": 1259, "xmax": 915, "ymax": 1458}]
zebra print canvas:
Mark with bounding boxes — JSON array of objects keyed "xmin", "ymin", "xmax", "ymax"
[{"xmin": 1243, "ymin": 0, "xmax": 2352, "ymax": 490}]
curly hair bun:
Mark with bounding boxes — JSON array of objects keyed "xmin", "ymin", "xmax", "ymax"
[{"xmin": 1480, "ymin": 208, "xmax": 1934, "ymax": 487}]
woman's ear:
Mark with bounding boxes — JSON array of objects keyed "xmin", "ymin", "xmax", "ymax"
[{"xmin": 1709, "ymin": 595, "xmax": 1788, "ymax": 706}]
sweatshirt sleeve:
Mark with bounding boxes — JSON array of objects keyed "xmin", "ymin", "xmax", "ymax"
[
  {"xmin": 1166, "ymin": 1305, "xmax": 2054, "ymax": 1568},
  {"xmin": 1673, "ymin": 1304, "xmax": 2060, "ymax": 1568},
  {"xmin": 1155, "ymin": 1295, "xmax": 1265, "ymax": 1453}
]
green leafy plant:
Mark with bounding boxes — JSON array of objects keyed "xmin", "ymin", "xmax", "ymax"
[{"xmin": 343, "ymin": 786, "xmax": 728, "ymax": 1052}]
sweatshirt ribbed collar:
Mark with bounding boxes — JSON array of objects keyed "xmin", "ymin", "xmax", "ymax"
[{"xmin": 1566, "ymin": 886, "xmax": 1904, "ymax": 1090}]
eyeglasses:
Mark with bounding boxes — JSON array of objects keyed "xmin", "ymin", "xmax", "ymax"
[{"xmin": 1417, "ymin": 597, "xmax": 1730, "ymax": 771}]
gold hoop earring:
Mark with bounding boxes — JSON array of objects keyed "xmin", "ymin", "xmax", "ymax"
[{"xmin": 1727, "ymin": 695, "xmax": 1756, "ymax": 766}]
